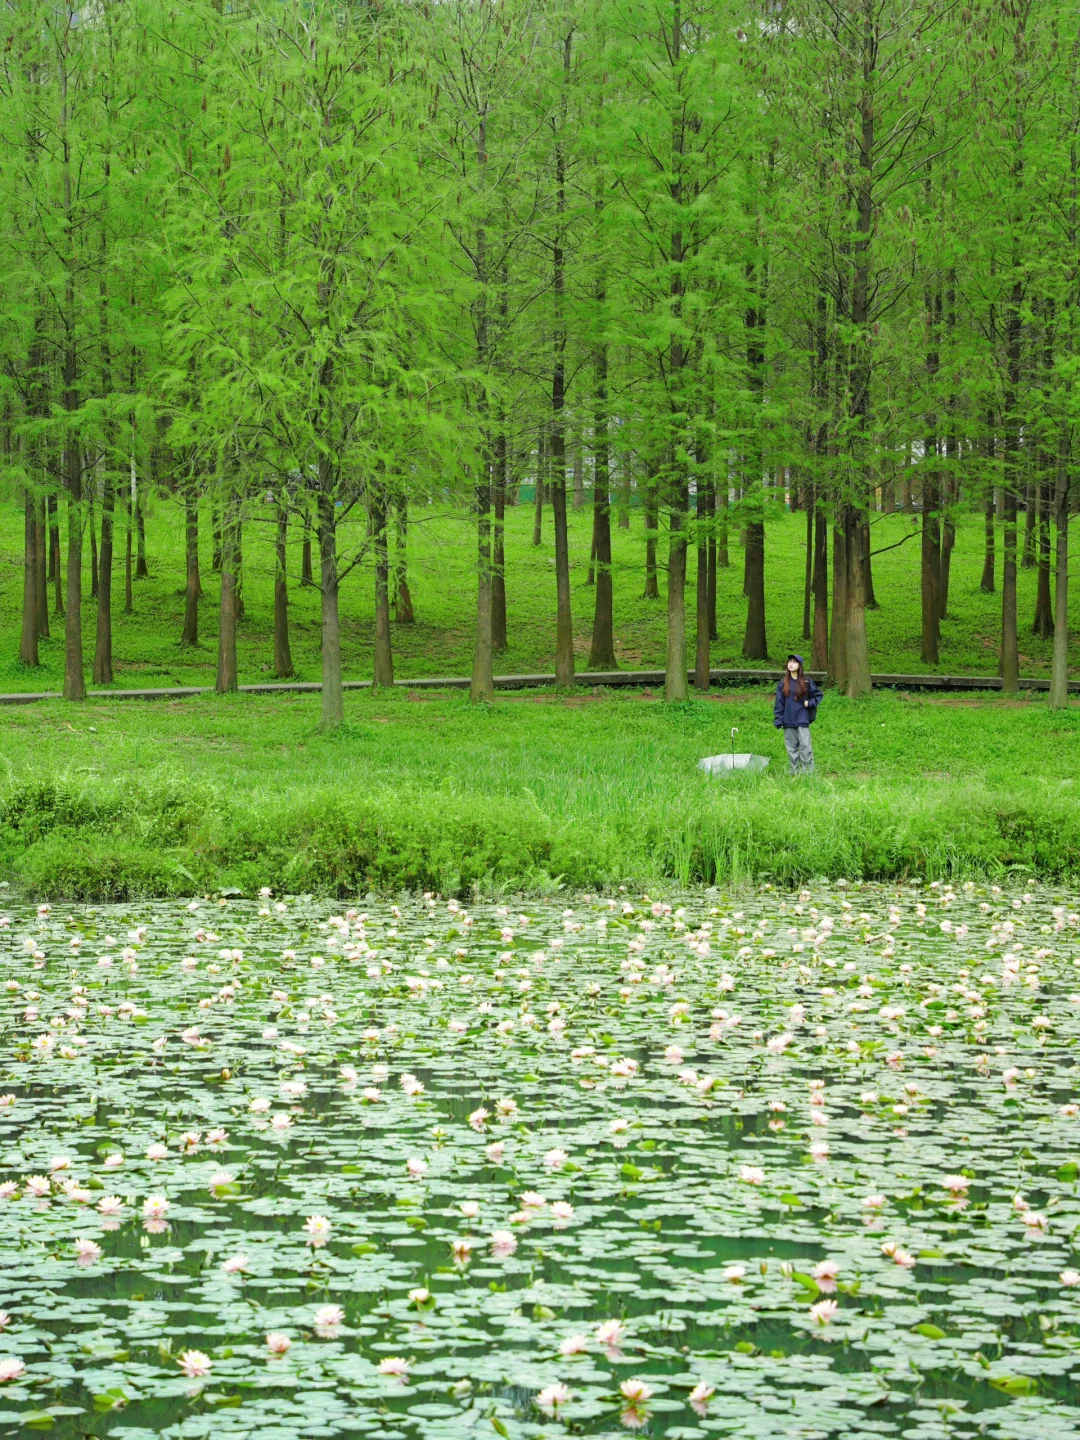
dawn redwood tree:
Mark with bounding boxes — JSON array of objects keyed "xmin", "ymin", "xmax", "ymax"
[
  {"xmin": 762, "ymin": 0, "xmax": 960, "ymax": 696},
  {"xmin": 601, "ymin": 0, "xmax": 743, "ymax": 702},
  {"xmin": 165, "ymin": 0, "xmax": 443, "ymax": 724},
  {"xmin": 422, "ymin": 0, "xmax": 543, "ymax": 703},
  {"xmin": 969, "ymin": 0, "xmax": 1060, "ymax": 692},
  {"xmin": 0, "ymin": 1, "xmax": 110, "ymax": 701}
]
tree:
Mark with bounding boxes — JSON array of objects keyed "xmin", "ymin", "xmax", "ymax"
[{"xmin": 165, "ymin": 0, "xmax": 445, "ymax": 724}]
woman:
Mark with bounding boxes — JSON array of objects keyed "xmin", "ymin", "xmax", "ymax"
[{"xmin": 773, "ymin": 653, "xmax": 822, "ymax": 775}]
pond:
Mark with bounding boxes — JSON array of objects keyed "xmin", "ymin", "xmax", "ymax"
[{"xmin": 0, "ymin": 883, "xmax": 1078, "ymax": 1439}]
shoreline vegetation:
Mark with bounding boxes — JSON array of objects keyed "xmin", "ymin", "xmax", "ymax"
[{"xmin": 2, "ymin": 689, "xmax": 1074, "ymax": 900}]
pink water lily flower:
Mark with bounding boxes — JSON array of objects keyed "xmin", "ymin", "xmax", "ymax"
[
  {"xmin": 178, "ymin": 1350, "xmax": 212, "ymax": 1379},
  {"xmin": 0, "ymin": 1357, "xmax": 26, "ymax": 1384},
  {"xmin": 689, "ymin": 1380, "xmax": 715, "ymax": 1412},
  {"xmin": 535, "ymin": 1382, "xmax": 571, "ymax": 1410},
  {"xmin": 303, "ymin": 1215, "xmax": 331, "ymax": 1246},
  {"xmin": 265, "ymin": 1332, "xmax": 291, "ymax": 1355},
  {"xmin": 313, "ymin": 1304, "xmax": 344, "ymax": 1335},
  {"xmin": 812, "ymin": 1259, "xmax": 840, "ymax": 1293},
  {"xmin": 595, "ymin": 1318, "xmax": 625, "ymax": 1348},
  {"xmin": 620, "ymin": 1378, "xmax": 653, "ymax": 1404},
  {"xmin": 378, "ymin": 1356, "xmax": 412, "ymax": 1381}
]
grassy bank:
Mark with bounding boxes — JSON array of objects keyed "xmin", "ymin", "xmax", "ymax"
[
  {"xmin": 0, "ymin": 687, "xmax": 1075, "ymax": 898},
  {"xmin": 0, "ymin": 496, "xmax": 1074, "ymax": 693}
]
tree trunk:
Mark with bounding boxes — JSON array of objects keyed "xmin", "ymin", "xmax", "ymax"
[
  {"xmin": 716, "ymin": 481, "xmax": 729, "ymax": 569},
  {"xmin": 92, "ymin": 472, "xmax": 113, "ymax": 685},
  {"xmin": 89, "ymin": 496, "xmax": 98, "ymax": 600},
  {"xmin": 921, "ymin": 290, "xmax": 941, "ymax": 660},
  {"xmin": 840, "ymin": 504, "xmax": 871, "ymax": 696},
  {"xmin": 589, "ymin": 352, "xmax": 616, "ymax": 669},
  {"xmin": 694, "ymin": 478, "xmax": 710, "ymax": 691},
  {"xmin": 1033, "ymin": 482, "xmax": 1054, "ymax": 637},
  {"xmin": 532, "ymin": 432, "xmax": 544, "ymax": 547},
  {"xmin": 861, "ymin": 519, "xmax": 877, "ymax": 609},
  {"xmin": 1049, "ymin": 440, "xmax": 1070, "ymax": 708},
  {"xmin": 47, "ymin": 494, "xmax": 57, "ymax": 583},
  {"xmin": 19, "ymin": 491, "xmax": 39, "ymax": 667},
  {"xmin": 1022, "ymin": 482, "xmax": 1036, "ymax": 568},
  {"xmin": 829, "ymin": 518, "xmax": 848, "ymax": 690},
  {"xmin": 215, "ymin": 501, "xmax": 239, "ymax": 695},
  {"xmin": 35, "ymin": 500, "xmax": 49, "ymax": 639},
  {"xmin": 181, "ymin": 490, "xmax": 200, "ymax": 646},
  {"xmin": 317, "ymin": 469, "xmax": 344, "ymax": 724},
  {"xmin": 124, "ymin": 480, "xmax": 133, "ymax": 614},
  {"xmin": 470, "ymin": 465, "xmax": 495, "ymax": 703},
  {"xmin": 370, "ymin": 491, "xmax": 394, "ymax": 689},
  {"xmin": 492, "ymin": 441, "xmax": 506, "ymax": 650},
  {"xmin": 274, "ymin": 501, "xmax": 293, "ymax": 677},
  {"xmin": 1001, "ymin": 284, "xmax": 1022, "ymax": 693},
  {"xmin": 802, "ymin": 485, "xmax": 814, "ymax": 641},
  {"xmin": 211, "ymin": 500, "xmax": 222, "ymax": 571},
  {"xmin": 301, "ymin": 511, "xmax": 313, "ymax": 586},
  {"xmin": 1001, "ymin": 481, "xmax": 1019, "ymax": 691},
  {"xmin": 811, "ymin": 501, "xmax": 828, "ymax": 671},
  {"xmin": 643, "ymin": 476, "xmax": 659, "ymax": 599},
  {"xmin": 572, "ymin": 437, "xmax": 584, "ymax": 510},
  {"xmin": 51, "ymin": 495, "xmax": 64, "ymax": 618},
  {"xmin": 940, "ymin": 484, "xmax": 956, "ymax": 622},
  {"xmin": 920, "ymin": 449, "xmax": 940, "ymax": 665},
  {"xmin": 618, "ymin": 461, "xmax": 631, "ymax": 529},
  {"xmin": 394, "ymin": 497, "xmax": 416, "ymax": 627},
  {"xmin": 741, "ymin": 515, "xmax": 767, "ymax": 659},
  {"xmin": 63, "ymin": 448, "xmax": 86, "ymax": 701},
  {"xmin": 980, "ymin": 441, "xmax": 996, "ymax": 594},
  {"xmin": 665, "ymin": 482, "xmax": 689, "ymax": 701},
  {"xmin": 707, "ymin": 481, "xmax": 718, "ymax": 639},
  {"xmin": 135, "ymin": 479, "xmax": 148, "ymax": 578},
  {"xmin": 551, "ymin": 448, "xmax": 574, "ymax": 686},
  {"xmin": 902, "ymin": 455, "xmax": 914, "ymax": 512},
  {"xmin": 235, "ymin": 521, "xmax": 245, "ymax": 621}
]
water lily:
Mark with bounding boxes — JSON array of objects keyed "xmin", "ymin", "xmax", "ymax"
[
  {"xmin": 535, "ymin": 1381, "xmax": 571, "ymax": 1411},
  {"xmin": 178, "ymin": 1350, "xmax": 211, "ymax": 1379}
]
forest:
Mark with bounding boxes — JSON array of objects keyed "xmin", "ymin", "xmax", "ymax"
[{"xmin": 1, "ymin": 0, "xmax": 1077, "ymax": 724}]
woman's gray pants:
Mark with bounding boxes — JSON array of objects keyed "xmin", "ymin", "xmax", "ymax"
[{"xmin": 783, "ymin": 726, "xmax": 814, "ymax": 775}]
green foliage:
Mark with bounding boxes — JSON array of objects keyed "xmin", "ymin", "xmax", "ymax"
[
  {"xmin": 13, "ymin": 834, "xmax": 206, "ymax": 900},
  {"xmin": 0, "ymin": 500, "xmax": 1073, "ymax": 692},
  {"xmin": 0, "ymin": 688, "xmax": 1073, "ymax": 898}
]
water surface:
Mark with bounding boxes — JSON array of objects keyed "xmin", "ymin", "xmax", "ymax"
[{"xmin": 0, "ymin": 883, "xmax": 1078, "ymax": 1438}]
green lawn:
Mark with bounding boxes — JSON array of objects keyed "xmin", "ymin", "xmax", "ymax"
[
  {"xmin": 1, "ymin": 686, "xmax": 1075, "ymax": 897},
  {"xmin": 1, "ymin": 494, "xmax": 1070, "ymax": 691}
]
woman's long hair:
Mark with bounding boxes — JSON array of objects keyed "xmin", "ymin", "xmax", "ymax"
[{"xmin": 782, "ymin": 660, "xmax": 807, "ymax": 701}]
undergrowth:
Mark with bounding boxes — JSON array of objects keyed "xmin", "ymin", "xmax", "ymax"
[{"xmin": 0, "ymin": 771, "xmax": 1074, "ymax": 900}]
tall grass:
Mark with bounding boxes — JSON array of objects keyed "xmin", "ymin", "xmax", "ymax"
[
  {"xmin": 0, "ymin": 689, "xmax": 1069, "ymax": 898},
  {"xmin": 1, "ymin": 768, "xmax": 1074, "ymax": 899}
]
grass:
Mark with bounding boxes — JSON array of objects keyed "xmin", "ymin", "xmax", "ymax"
[
  {"xmin": 0, "ymin": 685, "xmax": 1075, "ymax": 898},
  {"xmin": 0, "ymin": 492, "xmax": 1071, "ymax": 692}
]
